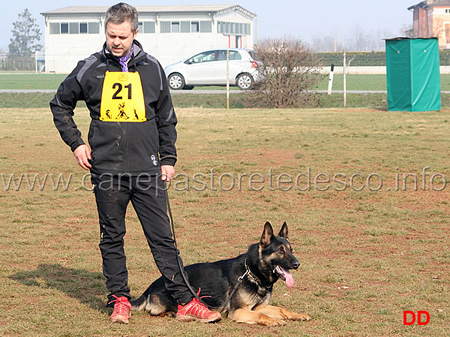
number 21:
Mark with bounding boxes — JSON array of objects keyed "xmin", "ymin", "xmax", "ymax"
[{"xmin": 112, "ymin": 83, "xmax": 132, "ymax": 99}]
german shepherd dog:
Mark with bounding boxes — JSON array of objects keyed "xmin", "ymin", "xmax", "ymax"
[{"xmin": 131, "ymin": 222, "xmax": 311, "ymax": 326}]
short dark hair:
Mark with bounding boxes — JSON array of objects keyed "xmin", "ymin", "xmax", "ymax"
[{"xmin": 105, "ymin": 3, "xmax": 139, "ymax": 33}]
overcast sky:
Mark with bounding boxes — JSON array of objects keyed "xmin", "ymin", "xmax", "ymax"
[{"xmin": 0, "ymin": 0, "xmax": 416, "ymax": 51}]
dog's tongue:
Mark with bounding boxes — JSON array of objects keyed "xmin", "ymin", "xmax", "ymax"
[
  {"xmin": 279, "ymin": 266, "xmax": 295, "ymax": 287},
  {"xmin": 285, "ymin": 270, "xmax": 294, "ymax": 287}
]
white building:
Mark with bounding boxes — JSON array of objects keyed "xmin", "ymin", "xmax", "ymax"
[{"xmin": 41, "ymin": 5, "xmax": 257, "ymax": 73}]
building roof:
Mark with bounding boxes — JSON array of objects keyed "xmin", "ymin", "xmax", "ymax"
[
  {"xmin": 41, "ymin": 4, "xmax": 256, "ymax": 18},
  {"xmin": 409, "ymin": 0, "xmax": 450, "ymax": 10},
  {"xmin": 427, "ymin": 0, "xmax": 450, "ymax": 5}
]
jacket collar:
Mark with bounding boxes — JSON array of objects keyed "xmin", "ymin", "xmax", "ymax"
[{"xmin": 102, "ymin": 39, "xmax": 144, "ymax": 68}]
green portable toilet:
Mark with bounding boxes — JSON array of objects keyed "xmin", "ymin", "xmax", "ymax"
[{"xmin": 385, "ymin": 37, "xmax": 441, "ymax": 111}]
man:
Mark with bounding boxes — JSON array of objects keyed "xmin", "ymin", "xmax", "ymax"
[{"xmin": 50, "ymin": 3, "xmax": 221, "ymax": 324}]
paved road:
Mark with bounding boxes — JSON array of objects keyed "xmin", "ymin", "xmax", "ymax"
[
  {"xmin": 0, "ymin": 89, "xmax": 389, "ymax": 94},
  {"xmin": 5, "ymin": 89, "xmax": 450, "ymax": 94},
  {"xmin": 0, "ymin": 89, "xmax": 245, "ymax": 94},
  {"xmin": 0, "ymin": 89, "xmax": 57, "ymax": 93}
]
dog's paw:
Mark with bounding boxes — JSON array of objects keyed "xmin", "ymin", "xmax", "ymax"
[
  {"xmin": 261, "ymin": 318, "xmax": 287, "ymax": 326},
  {"xmin": 290, "ymin": 313, "xmax": 311, "ymax": 321}
]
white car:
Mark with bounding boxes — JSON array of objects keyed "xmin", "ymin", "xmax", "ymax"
[{"xmin": 164, "ymin": 48, "xmax": 263, "ymax": 90}]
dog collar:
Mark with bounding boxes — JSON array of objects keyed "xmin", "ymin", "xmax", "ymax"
[{"xmin": 244, "ymin": 258, "xmax": 271, "ymax": 289}]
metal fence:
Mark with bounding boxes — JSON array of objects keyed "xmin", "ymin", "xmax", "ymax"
[
  {"xmin": 3, "ymin": 50, "xmax": 450, "ymax": 72},
  {"xmin": 1, "ymin": 51, "xmax": 449, "ymax": 110},
  {"xmin": 0, "ymin": 53, "xmax": 45, "ymax": 72}
]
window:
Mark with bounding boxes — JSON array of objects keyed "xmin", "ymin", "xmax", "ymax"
[
  {"xmin": 217, "ymin": 50, "xmax": 228, "ymax": 61},
  {"xmin": 229, "ymin": 51, "xmax": 242, "ymax": 60},
  {"xmin": 88, "ymin": 22, "xmax": 100, "ymax": 34},
  {"xmin": 191, "ymin": 21, "xmax": 199, "ymax": 32},
  {"xmin": 181, "ymin": 21, "xmax": 190, "ymax": 33},
  {"xmin": 200, "ymin": 21, "xmax": 212, "ymax": 33},
  {"xmin": 61, "ymin": 23, "xmax": 69, "ymax": 34},
  {"xmin": 139, "ymin": 21, "xmax": 156, "ymax": 33},
  {"xmin": 202, "ymin": 51, "xmax": 216, "ymax": 62},
  {"xmin": 50, "ymin": 22, "xmax": 60, "ymax": 34},
  {"xmin": 187, "ymin": 50, "xmax": 217, "ymax": 64},
  {"xmin": 213, "ymin": 50, "xmax": 242, "ymax": 61},
  {"xmin": 161, "ymin": 21, "xmax": 182, "ymax": 33},
  {"xmin": 197, "ymin": 51, "xmax": 216, "ymax": 62},
  {"xmin": 49, "ymin": 22, "xmax": 100, "ymax": 34},
  {"xmin": 160, "ymin": 20, "xmax": 208, "ymax": 33},
  {"xmin": 144, "ymin": 21, "xmax": 155, "ymax": 33},
  {"xmin": 445, "ymin": 23, "xmax": 450, "ymax": 43},
  {"xmin": 160, "ymin": 21, "xmax": 171, "ymax": 33},
  {"xmin": 80, "ymin": 23, "xmax": 88, "ymax": 34},
  {"xmin": 217, "ymin": 21, "xmax": 251, "ymax": 36},
  {"xmin": 171, "ymin": 22, "xmax": 180, "ymax": 33},
  {"xmin": 69, "ymin": 22, "xmax": 79, "ymax": 34}
]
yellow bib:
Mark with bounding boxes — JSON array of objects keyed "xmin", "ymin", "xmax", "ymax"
[{"xmin": 100, "ymin": 71, "xmax": 146, "ymax": 122}]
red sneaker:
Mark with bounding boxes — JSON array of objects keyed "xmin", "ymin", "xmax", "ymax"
[
  {"xmin": 108, "ymin": 295, "xmax": 131, "ymax": 324},
  {"xmin": 177, "ymin": 289, "xmax": 221, "ymax": 323}
]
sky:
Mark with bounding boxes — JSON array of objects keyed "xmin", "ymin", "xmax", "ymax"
[{"xmin": 0, "ymin": 0, "xmax": 416, "ymax": 51}]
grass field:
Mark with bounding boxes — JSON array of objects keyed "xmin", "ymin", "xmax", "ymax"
[
  {"xmin": 4, "ymin": 72, "xmax": 450, "ymax": 111},
  {"xmin": 0, "ymin": 104, "xmax": 448, "ymax": 336},
  {"xmin": 2, "ymin": 72, "xmax": 450, "ymax": 92}
]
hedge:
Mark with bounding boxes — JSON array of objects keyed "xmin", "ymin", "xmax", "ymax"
[{"xmin": 317, "ymin": 49, "xmax": 450, "ymax": 67}]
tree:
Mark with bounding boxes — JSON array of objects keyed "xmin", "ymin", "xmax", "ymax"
[
  {"xmin": 250, "ymin": 38, "xmax": 323, "ymax": 108},
  {"xmin": 9, "ymin": 8, "xmax": 42, "ymax": 56},
  {"xmin": 400, "ymin": 24, "xmax": 414, "ymax": 38}
]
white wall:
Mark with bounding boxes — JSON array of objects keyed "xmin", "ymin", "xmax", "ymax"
[{"xmin": 44, "ymin": 9, "xmax": 255, "ymax": 73}]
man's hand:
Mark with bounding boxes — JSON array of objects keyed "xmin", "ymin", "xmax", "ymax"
[
  {"xmin": 161, "ymin": 165, "xmax": 175, "ymax": 182},
  {"xmin": 73, "ymin": 144, "xmax": 92, "ymax": 170}
]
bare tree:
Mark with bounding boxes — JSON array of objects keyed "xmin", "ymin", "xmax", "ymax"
[
  {"xmin": 251, "ymin": 38, "xmax": 323, "ymax": 108},
  {"xmin": 400, "ymin": 24, "xmax": 414, "ymax": 37}
]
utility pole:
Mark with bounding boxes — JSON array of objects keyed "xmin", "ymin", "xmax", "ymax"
[
  {"xmin": 226, "ymin": 49, "xmax": 230, "ymax": 110},
  {"xmin": 343, "ymin": 50, "xmax": 347, "ymax": 107}
]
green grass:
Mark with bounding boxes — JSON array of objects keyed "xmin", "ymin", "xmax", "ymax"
[
  {"xmin": 317, "ymin": 73, "xmax": 450, "ymax": 91},
  {"xmin": 2, "ymin": 72, "xmax": 450, "ymax": 92},
  {"xmin": 0, "ymin": 106, "xmax": 448, "ymax": 336},
  {"xmin": 3, "ymin": 73, "xmax": 450, "ymax": 111},
  {"xmin": 0, "ymin": 73, "xmax": 68, "ymax": 90},
  {"xmin": 5, "ymin": 91, "xmax": 450, "ymax": 111},
  {"xmin": 1, "ymin": 91, "xmax": 391, "ymax": 110},
  {"xmin": 315, "ymin": 74, "xmax": 388, "ymax": 91}
]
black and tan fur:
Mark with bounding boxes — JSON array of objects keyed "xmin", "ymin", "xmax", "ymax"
[{"xmin": 131, "ymin": 222, "xmax": 311, "ymax": 326}]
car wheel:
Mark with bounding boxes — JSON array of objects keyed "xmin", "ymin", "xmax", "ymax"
[
  {"xmin": 236, "ymin": 73, "xmax": 254, "ymax": 90},
  {"xmin": 168, "ymin": 73, "xmax": 185, "ymax": 90}
]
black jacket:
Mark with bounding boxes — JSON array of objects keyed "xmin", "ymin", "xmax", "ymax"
[{"xmin": 50, "ymin": 40, "xmax": 177, "ymax": 175}]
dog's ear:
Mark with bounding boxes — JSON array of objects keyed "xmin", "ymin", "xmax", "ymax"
[
  {"xmin": 260, "ymin": 221, "xmax": 274, "ymax": 247},
  {"xmin": 278, "ymin": 221, "xmax": 289, "ymax": 239}
]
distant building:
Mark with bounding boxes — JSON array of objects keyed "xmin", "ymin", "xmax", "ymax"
[
  {"xmin": 408, "ymin": 0, "xmax": 450, "ymax": 48},
  {"xmin": 41, "ymin": 5, "xmax": 256, "ymax": 73}
]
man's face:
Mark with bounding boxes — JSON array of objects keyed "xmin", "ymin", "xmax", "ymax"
[{"xmin": 105, "ymin": 20, "xmax": 138, "ymax": 58}]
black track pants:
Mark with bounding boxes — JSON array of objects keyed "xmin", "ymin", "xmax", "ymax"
[{"xmin": 91, "ymin": 173, "xmax": 193, "ymax": 305}]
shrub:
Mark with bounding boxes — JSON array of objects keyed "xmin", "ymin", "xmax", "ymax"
[{"xmin": 250, "ymin": 38, "xmax": 324, "ymax": 108}]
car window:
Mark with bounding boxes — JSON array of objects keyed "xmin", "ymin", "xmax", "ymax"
[
  {"xmin": 187, "ymin": 51, "xmax": 217, "ymax": 64},
  {"xmin": 248, "ymin": 50, "xmax": 260, "ymax": 61},
  {"xmin": 229, "ymin": 51, "xmax": 242, "ymax": 61},
  {"xmin": 217, "ymin": 50, "xmax": 228, "ymax": 61},
  {"xmin": 215, "ymin": 50, "xmax": 242, "ymax": 61}
]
